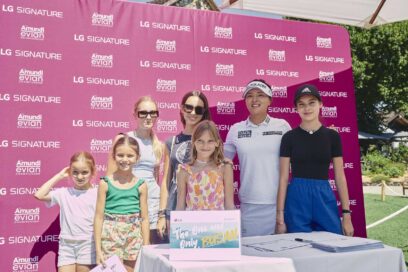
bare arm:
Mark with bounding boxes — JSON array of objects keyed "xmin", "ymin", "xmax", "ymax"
[
  {"xmin": 223, "ymin": 163, "xmax": 235, "ymax": 210},
  {"xmin": 156, "ymin": 147, "xmax": 170, "ymax": 238},
  {"xmin": 175, "ymin": 167, "xmax": 188, "ymax": 211},
  {"xmin": 34, "ymin": 167, "xmax": 69, "ymax": 202},
  {"xmin": 139, "ymin": 183, "xmax": 150, "ymax": 245},
  {"xmin": 158, "ymin": 147, "xmax": 170, "ymax": 210},
  {"xmin": 333, "ymin": 157, "xmax": 354, "ymax": 236},
  {"xmin": 94, "ymin": 180, "xmax": 108, "ymax": 265},
  {"xmin": 275, "ymin": 157, "xmax": 290, "ymax": 234}
]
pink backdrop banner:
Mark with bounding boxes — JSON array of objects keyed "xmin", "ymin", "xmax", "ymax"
[{"xmin": 0, "ymin": 0, "xmax": 365, "ymax": 270}]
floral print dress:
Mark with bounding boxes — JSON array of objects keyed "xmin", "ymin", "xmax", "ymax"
[{"xmin": 179, "ymin": 164, "xmax": 225, "ymax": 210}]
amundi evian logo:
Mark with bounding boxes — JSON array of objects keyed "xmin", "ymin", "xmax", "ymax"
[
  {"xmin": 91, "ymin": 12, "xmax": 113, "ymax": 27},
  {"xmin": 156, "ymin": 79, "xmax": 176, "ymax": 92},
  {"xmin": 20, "ymin": 25, "xmax": 45, "ymax": 41},
  {"xmin": 319, "ymin": 71, "xmax": 335, "ymax": 83},
  {"xmin": 268, "ymin": 50, "xmax": 285, "ymax": 62},
  {"xmin": 13, "ymin": 256, "xmax": 39, "ymax": 272},
  {"xmin": 14, "ymin": 207, "xmax": 40, "ymax": 224},
  {"xmin": 214, "ymin": 26, "xmax": 232, "ymax": 39},
  {"xmin": 316, "ymin": 36, "xmax": 332, "ymax": 48},
  {"xmin": 217, "ymin": 102, "xmax": 235, "ymax": 115},
  {"xmin": 17, "ymin": 114, "xmax": 42, "ymax": 129},
  {"xmin": 322, "ymin": 106, "xmax": 338, "ymax": 118},
  {"xmin": 216, "ymin": 64, "xmax": 234, "ymax": 76},
  {"xmin": 19, "ymin": 69, "xmax": 43, "ymax": 84},
  {"xmin": 16, "ymin": 160, "xmax": 41, "ymax": 175},
  {"xmin": 91, "ymin": 54, "xmax": 113, "ymax": 68},
  {"xmin": 156, "ymin": 39, "xmax": 176, "ymax": 53}
]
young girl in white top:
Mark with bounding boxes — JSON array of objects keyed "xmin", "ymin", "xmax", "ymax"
[
  {"xmin": 176, "ymin": 120, "xmax": 235, "ymax": 211},
  {"xmin": 94, "ymin": 135, "xmax": 149, "ymax": 272},
  {"xmin": 34, "ymin": 151, "xmax": 97, "ymax": 272}
]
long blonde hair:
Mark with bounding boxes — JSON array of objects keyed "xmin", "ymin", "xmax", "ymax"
[
  {"xmin": 190, "ymin": 120, "xmax": 224, "ymax": 166},
  {"xmin": 134, "ymin": 96, "xmax": 164, "ymax": 163}
]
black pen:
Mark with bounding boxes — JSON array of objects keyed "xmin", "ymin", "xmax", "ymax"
[{"xmin": 295, "ymin": 238, "xmax": 314, "ymax": 243}]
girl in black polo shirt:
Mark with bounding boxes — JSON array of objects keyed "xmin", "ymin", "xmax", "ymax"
[{"xmin": 276, "ymin": 84, "xmax": 354, "ymax": 236}]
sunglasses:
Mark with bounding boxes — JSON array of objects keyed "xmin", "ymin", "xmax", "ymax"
[
  {"xmin": 182, "ymin": 104, "xmax": 205, "ymax": 115},
  {"xmin": 137, "ymin": 110, "xmax": 159, "ymax": 118}
]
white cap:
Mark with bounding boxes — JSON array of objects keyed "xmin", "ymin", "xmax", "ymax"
[{"xmin": 242, "ymin": 80, "xmax": 272, "ymax": 98}]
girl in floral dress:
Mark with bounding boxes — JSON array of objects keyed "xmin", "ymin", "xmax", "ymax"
[{"xmin": 176, "ymin": 120, "xmax": 235, "ymax": 211}]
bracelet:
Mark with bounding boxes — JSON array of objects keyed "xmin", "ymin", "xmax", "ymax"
[
  {"xmin": 342, "ymin": 209, "xmax": 352, "ymax": 214},
  {"xmin": 158, "ymin": 209, "xmax": 166, "ymax": 216}
]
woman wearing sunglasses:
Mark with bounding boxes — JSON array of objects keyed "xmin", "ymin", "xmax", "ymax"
[
  {"xmin": 156, "ymin": 91, "xmax": 212, "ymax": 239},
  {"xmin": 107, "ymin": 96, "xmax": 166, "ymax": 244}
]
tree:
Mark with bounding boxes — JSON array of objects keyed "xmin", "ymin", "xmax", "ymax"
[{"xmin": 345, "ymin": 21, "xmax": 408, "ymax": 133}]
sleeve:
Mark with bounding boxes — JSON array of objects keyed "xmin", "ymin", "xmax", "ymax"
[
  {"xmin": 46, "ymin": 188, "xmax": 63, "ymax": 208},
  {"xmin": 279, "ymin": 131, "xmax": 292, "ymax": 157},
  {"xmin": 224, "ymin": 125, "xmax": 237, "ymax": 160},
  {"xmin": 282, "ymin": 120, "xmax": 292, "ymax": 133},
  {"xmin": 330, "ymin": 130, "xmax": 343, "ymax": 157}
]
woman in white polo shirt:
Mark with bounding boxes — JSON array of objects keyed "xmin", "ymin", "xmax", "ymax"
[{"xmin": 224, "ymin": 79, "xmax": 291, "ymax": 237}]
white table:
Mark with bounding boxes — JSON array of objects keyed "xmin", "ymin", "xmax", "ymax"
[{"xmin": 136, "ymin": 232, "xmax": 407, "ymax": 272}]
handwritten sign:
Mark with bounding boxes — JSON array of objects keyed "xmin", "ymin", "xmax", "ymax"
[{"xmin": 169, "ymin": 210, "xmax": 241, "ymax": 261}]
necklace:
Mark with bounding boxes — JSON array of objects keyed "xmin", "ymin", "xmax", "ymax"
[
  {"xmin": 196, "ymin": 159, "xmax": 210, "ymax": 164},
  {"xmin": 299, "ymin": 125, "xmax": 320, "ymax": 135}
]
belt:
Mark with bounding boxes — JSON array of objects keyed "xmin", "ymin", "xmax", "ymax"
[{"xmin": 104, "ymin": 213, "xmax": 140, "ymax": 223}]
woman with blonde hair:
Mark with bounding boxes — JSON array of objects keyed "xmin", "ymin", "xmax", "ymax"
[{"xmin": 107, "ymin": 96, "xmax": 166, "ymax": 244}]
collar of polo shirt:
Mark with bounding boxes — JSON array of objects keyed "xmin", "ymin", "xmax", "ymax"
[{"xmin": 246, "ymin": 115, "xmax": 271, "ymax": 127}]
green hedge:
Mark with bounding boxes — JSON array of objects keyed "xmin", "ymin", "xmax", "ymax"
[
  {"xmin": 389, "ymin": 145, "xmax": 408, "ymax": 165},
  {"xmin": 362, "ymin": 149, "xmax": 406, "ymax": 178}
]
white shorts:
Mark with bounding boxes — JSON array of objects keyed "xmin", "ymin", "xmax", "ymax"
[
  {"xmin": 240, "ymin": 203, "xmax": 276, "ymax": 237},
  {"xmin": 58, "ymin": 238, "xmax": 96, "ymax": 267}
]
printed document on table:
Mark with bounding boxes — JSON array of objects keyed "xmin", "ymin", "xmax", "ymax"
[
  {"xmin": 311, "ymin": 237, "xmax": 384, "ymax": 252},
  {"xmin": 244, "ymin": 238, "xmax": 310, "ymax": 252}
]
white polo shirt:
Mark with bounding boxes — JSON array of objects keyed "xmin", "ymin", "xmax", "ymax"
[{"xmin": 224, "ymin": 115, "xmax": 291, "ymax": 204}]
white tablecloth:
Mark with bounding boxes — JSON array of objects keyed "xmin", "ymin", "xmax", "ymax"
[{"xmin": 136, "ymin": 232, "xmax": 407, "ymax": 272}]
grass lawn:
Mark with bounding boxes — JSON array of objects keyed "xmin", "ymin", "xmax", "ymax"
[{"xmin": 364, "ymin": 193, "xmax": 408, "ymax": 267}]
